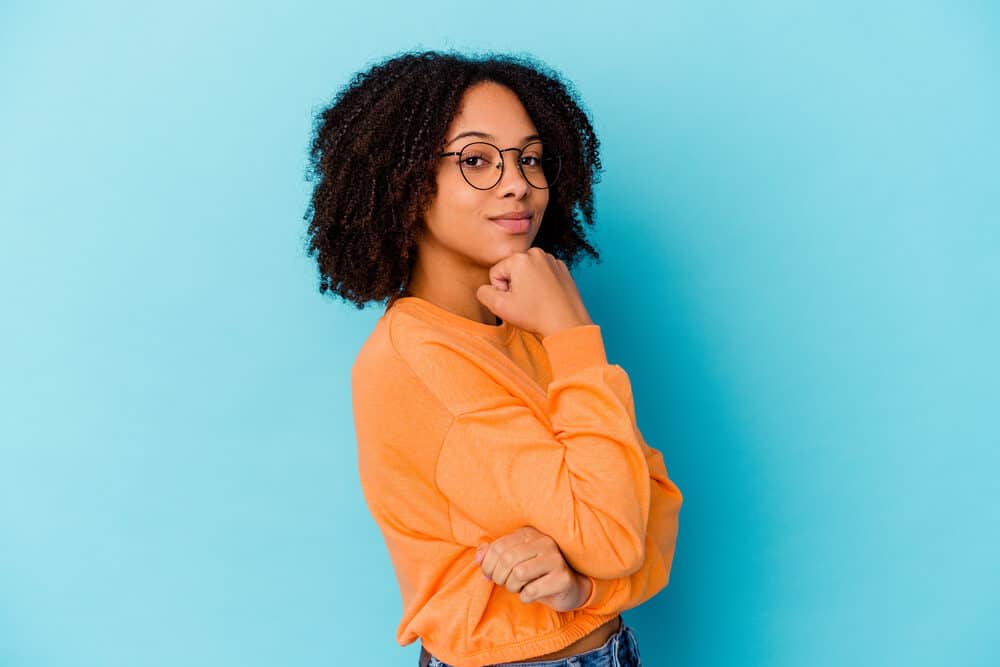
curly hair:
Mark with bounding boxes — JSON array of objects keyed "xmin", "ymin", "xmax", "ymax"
[{"xmin": 303, "ymin": 50, "xmax": 603, "ymax": 310}]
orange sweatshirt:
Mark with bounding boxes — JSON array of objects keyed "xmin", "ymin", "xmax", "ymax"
[{"xmin": 350, "ymin": 295, "xmax": 683, "ymax": 667}]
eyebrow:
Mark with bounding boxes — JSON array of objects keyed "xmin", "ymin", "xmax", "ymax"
[{"xmin": 445, "ymin": 130, "xmax": 542, "ymax": 145}]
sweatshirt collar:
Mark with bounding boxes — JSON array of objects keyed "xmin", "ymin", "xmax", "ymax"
[{"xmin": 387, "ymin": 296, "xmax": 515, "ymax": 344}]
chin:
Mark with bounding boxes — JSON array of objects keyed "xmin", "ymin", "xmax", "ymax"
[{"xmin": 499, "ymin": 238, "xmax": 533, "ymax": 255}]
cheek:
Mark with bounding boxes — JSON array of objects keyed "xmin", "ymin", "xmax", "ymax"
[
  {"xmin": 441, "ymin": 181, "xmax": 485, "ymax": 219},
  {"xmin": 424, "ymin": 179, "xmax": 485, "ymax": 235},
  {"xmin": 436, "ymin": 165, "xmax": 478, "ymax": 206}
]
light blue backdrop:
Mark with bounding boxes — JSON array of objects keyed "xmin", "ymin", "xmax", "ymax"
[{"xmin": 2, "ymin": 1, "xmax": 997, "ymax": 665}]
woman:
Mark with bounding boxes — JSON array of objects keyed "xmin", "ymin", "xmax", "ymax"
[{"xmin": 305, "ymin": 50, "xmax": 683, "ymax": 667}]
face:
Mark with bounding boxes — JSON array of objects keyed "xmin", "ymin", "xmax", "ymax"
[{"xmin": 420, "ymin": 81, "xmax": 549, "ymax": 272}]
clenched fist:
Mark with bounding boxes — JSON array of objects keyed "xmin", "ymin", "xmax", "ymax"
[
  {"xmin": 475, "ymin": 248, "xmax": 594, "ymax": 338},
  {"xmin": 474, "ymin": 526, "xmax": 593, "ymax": 612}
]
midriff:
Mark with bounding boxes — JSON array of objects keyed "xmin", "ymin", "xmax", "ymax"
[{"xmin": 501, "ymin": 615, "xmax": 621, "ymax": 663}]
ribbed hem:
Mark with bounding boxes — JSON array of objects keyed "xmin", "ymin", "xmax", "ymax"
[
  {"xmin": 428, "ymin": 612, "xmax": 621, "ymax": 667},
  {"xmin": 541, "ymin": 324, "xmax": 608, "ymax": 379}
]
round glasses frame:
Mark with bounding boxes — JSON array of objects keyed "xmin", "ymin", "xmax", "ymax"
[{"xmin": 438, "ymin": 140, "xmax": 561, "ymax": 191}]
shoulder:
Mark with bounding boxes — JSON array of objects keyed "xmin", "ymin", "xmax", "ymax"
[
  {"xmin": 355, "ymin": 308, "xmax": 513, "ymax": 416},
  {"xmin": 349, "ymin": 313, "xmax": 454, "ymax": 460}
]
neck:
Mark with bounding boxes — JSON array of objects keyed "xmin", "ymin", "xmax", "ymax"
[{"xmin": 405, "ymin": 266, "xmax": 497, "ymax": 326}]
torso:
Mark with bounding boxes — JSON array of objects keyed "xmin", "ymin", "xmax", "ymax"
[{"xmin": 397, "ymin": 294, "xmax": 624, "ymax": 666}]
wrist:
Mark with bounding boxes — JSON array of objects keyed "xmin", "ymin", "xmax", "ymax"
[{"xmin": 573, "ymin": 572, "xmax": 593, "ymax": 610}]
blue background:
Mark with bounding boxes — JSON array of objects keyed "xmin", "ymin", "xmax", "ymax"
[{"xmin": 2, "ymin": 1, "xmax": 997, "ymax": 665}]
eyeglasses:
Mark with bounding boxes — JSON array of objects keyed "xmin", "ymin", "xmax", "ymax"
[{"xmin": 438, "ymin": 141, "xmax": 561, "ymax": 190}]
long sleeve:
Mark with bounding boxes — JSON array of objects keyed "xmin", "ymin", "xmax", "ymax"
[
  {"xmin": 432, "ymin": 324, "xmax": 652, "ymax": 579},
  {"xmin": 576, "ymin": 426, "xmax": 683, "ymax": 615}
]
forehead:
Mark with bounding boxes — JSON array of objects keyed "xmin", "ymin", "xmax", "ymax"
[{"xmin": 444, "ymin": 81, "xmax": 539, "ymax": 144}]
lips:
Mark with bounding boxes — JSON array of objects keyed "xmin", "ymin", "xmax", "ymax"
[
  {"xmin": 489, "ymin": 211, "xmax": 533, "ymax": 234},
  {"xmin": 492, "ymin": 218, "xmax": 530, "ymax": 233},
  {"xmin": 489, "ymin": 210, "xmax": 533, "ymax": 220}
]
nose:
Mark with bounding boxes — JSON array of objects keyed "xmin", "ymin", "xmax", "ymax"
[{"xmin": 496, "ymin": 153, "xmax": 530, "ymax": 198}]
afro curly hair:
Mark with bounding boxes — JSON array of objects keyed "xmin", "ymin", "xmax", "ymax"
[{"xmin": 303, "ymin": 50, "xmax": 603, "ymax": 310}]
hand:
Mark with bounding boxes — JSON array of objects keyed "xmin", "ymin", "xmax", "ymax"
[
  {"xmin": 475, "ymin": 248, "xmax": 594, "ymax": 338},
  {"xmin": 474, "ymin": 526, "xmax": 593, "ymax": 612}
]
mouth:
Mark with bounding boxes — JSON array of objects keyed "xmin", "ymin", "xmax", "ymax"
[{"xmin": 489, "ymin": 211, "xmax": 533, "ymax": 234}]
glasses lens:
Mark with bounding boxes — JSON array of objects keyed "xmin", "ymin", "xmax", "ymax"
[
  {"xmin": 519, "ymin": 141, "xmax": 560, "ymax": 189},
  {"xmin": 458, "ymin": 143, "xmax": 503, "ymax": 189}
]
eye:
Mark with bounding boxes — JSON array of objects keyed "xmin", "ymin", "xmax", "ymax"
[
  {"xmin": 460, "ymin": 151, "xmax": 495, "ymax": 169},
  {"xmin": 520, "ymin": 156, "xmax": 542, "ymax": 167}
]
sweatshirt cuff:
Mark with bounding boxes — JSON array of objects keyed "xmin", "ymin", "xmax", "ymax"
[
  {"xmin": 579, "ymin": 575, "xmax": 616, "ymax": 611},
  {"xmin": 541, "ymin": 324, "xmax": 608, "ymax": 379}
]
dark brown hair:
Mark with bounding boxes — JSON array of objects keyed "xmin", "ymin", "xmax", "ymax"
[{"xmin": 303, "ymin": 50, "xmax": 603, "ymax": 309}]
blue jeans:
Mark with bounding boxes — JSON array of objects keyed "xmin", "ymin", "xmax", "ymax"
[{"xmin": 424, "ymin": 620, "xmax": 642, "ymax": 667}]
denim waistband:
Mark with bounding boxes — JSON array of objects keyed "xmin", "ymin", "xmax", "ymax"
[{"xmin": 424, "ymin": 620, "xmax": 642, "ymax": 667}]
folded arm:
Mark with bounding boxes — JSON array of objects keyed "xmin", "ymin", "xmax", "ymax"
[
  {"xmin": 433, "ymin": 325, "xmax": 652, "ymax": 579},
  {"xmin": 574, "ymin": 430, "xmax": 683, "ymax": 615}
]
